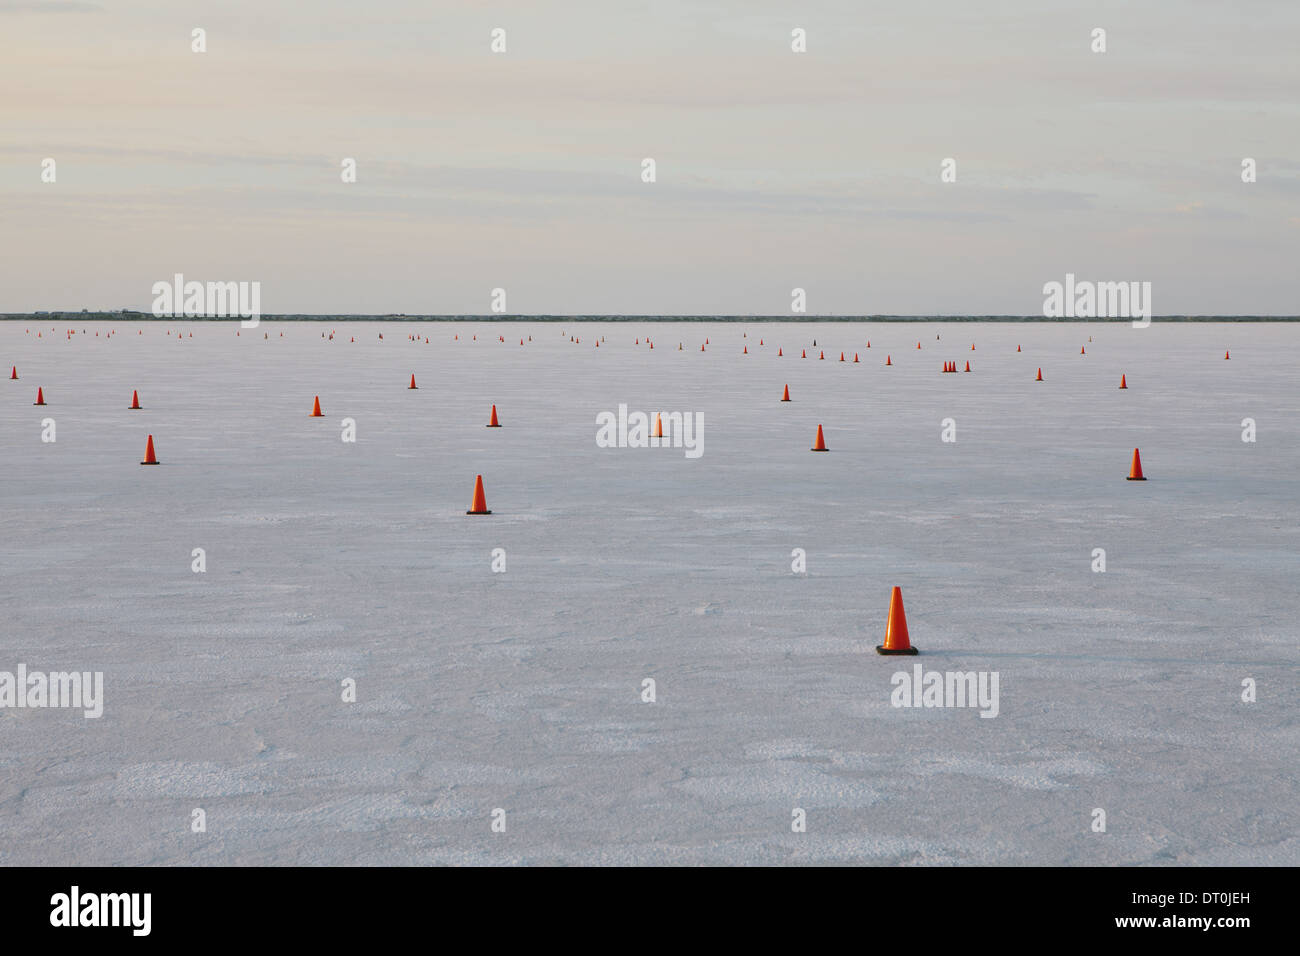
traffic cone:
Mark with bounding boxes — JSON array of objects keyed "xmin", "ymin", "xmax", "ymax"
[
  {"xmin": 1224, "ymin": 350, "xmax": 1230, "ymax": 360},
  {"xmin": 1081, "ymin": 346, "xmax": 1086, "ymax": 355},
  {"xmin": 1017, "ymin": 345, "xmax": 1021, "ymax": 352},
  {"xmin": 140, "ymin": 434, "xmax": 159, "ymax": 465},
  {"xmin": 655, "ymin": 414, "xmax": 664, "ymax": 439},
  {"xmin": 1126, "ymin": 448, "xmax": 1146, "ymax": 481},
  {"xmin": 129, "ymin": 390, "xmax": 141, "ymax": 409},
  {"xmin": 866, "ymin": 340, "xmax": 871, "ymax": 348},
  {"xmin": 964, "ymin": 361, "xmax": 971, "ymax": 372},
  {"xmin": 9, "ymin": 366, "xmax": 16, "ymax": 380},
  {"xmin": 34, "ymin": 387, "xmax": 45, "ymax": 405},
  {"xmin": 744, "ymin": 346, "xmax": 748, "ymax": 354},
  {"xmin": 839, "ymin": 352, "xmax": 845, "ymax": 362},
  {"xmin": 1119, "ymin": 374, "xmax": 1127, "ymax": 389},
  {"xmin": 917, "ymin": 342, "xmax": 922, "ymax": 349},
  {"xmin": 820, "ymin": 351, "xmax": 825, "ymax": 360},
  {"xmin": 853, "ymin": 353, "xmax": 859, "ymax": 363},
  {"xmin": 778, "ymin": 348, "xmax": 782, "ymax": 356},
  {"xmin": 409, "ymin": 374, "xmax": 418, "ymax": 389},
  {"xmin": 876, "ymin": 586, "xmax": 917, "ymax": 655},
  {"xmin": 467, "ymin": 475, "xmax": 491, "ymax": 514},
  {"xmin": 811, "ymin": 424, "xmax": 828, "ymax": 452},
  {"xmin": 781, "ymin": 384, "xmax": 791, "ymax": 402},
  {"xmin": 801, "ymin": 349, "xmax": 806, "ymax": 358},
  {"xmin": 487, "ymin": 404, "xmax": 501, "ymax": 427},
  {"xmin": 885, "ymin": 355, "xmax": 892, "ymax": 366},
  {"xmin": 1035, "ymin": 367, "xmax": 1043, "ymax": 381},
  {"xmin": 310, "ymin": 396, "xmax": 322, "ymax": 416}
]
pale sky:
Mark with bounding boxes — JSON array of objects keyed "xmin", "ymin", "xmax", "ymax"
[{"xmin": 1, "ymin": 0, "xmax": 1297, "ymax": 314}]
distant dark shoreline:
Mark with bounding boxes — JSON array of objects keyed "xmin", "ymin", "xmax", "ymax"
[{"xmin": 4, "ymin": 313, "xmax": 1298, "ymax": 323}]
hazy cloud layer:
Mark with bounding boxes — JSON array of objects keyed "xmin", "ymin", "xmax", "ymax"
[{"xmin": 1, "ymin": 0, "xmax": 1296, "ymax": 313}]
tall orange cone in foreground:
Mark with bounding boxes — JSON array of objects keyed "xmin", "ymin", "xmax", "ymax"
[
  {"xmin": 877, "ymin": 586, "xmax": 918, "ymax": 655},
  {"xmin": 487, "ymin": 404, "xmax": 501, "ymax": 427},
  {"xmin": 467, "ymin": 474, "xmax": 491, "ymax": 514},
  {"xmin": 811, "ymin": 424, "xmax": 828, "ymax": 451},
  {"xmin": 781, "ymin": 384, "xmax": 791, "ymax": 402},
  {"xmin": 1126, "ymin": 448, "xmax": 1146, "ymax": 481},
  {"xmin": 129, "ymin": 390, "xmax": 141, "ymax": 409},
  {"xmin": 140, "ymin": 435, "xmax": 159, "ymax": 465},
  {"xmin": 1035, "ymin": 367, "xmax": 1043, "ymax": 381},
  {"xmin": 310, "ymin": 396, "xmax": 322, "ymax": 417},
  {"xmin": 408, "ymin": 374, "xmax": 418, "ymax": 389},
  {"xmin": 1119, "ymin": 374, "xmax": 1127, "ymax": 389},
  {"xmin": 34, "ymin": 387, "xmax": 45, "ymax": 406}
]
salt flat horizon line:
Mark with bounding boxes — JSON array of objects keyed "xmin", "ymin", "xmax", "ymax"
[{"xmin": 3, "ymin": 313, "xmax": 1299, "ymax": 323}]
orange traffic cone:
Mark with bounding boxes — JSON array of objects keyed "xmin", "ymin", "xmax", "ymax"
[
  {"xmin": 885, "ymin": 355, "xmax": 892, "ymax": 366},
  {"xmin": 487, "ymin": 404, "xmax": 501, "ymax": 427},
  {"xmin": 801, "ymin": 349, "xmax": 806, "ymax": 358},
  {"xmin": 866, "ymin": 340, "xmax": 871, "ymax": 348},
  {"xmin": 1119, "ymin": 374, "xmax": 1127, "ymax": 389},
  {"xmin": 1224, "ymin": 350, "xmax": 1230, "ymax": 360},
  {"xmin": 655, "ymin": 414, "xmax": 664, "ymax": 439},
  {"xmin": 744, "ymin": 346, "xmax": 748, "ymax": 354},
  {"xmin": 467, "ymin": 475, "xmax": 491, "ymax": 514},
  {"xmin": 129, "ymin": 390, "xmax": 141, "ymax": 409},
  {"xmin": 310, "ymin": 396, "xmax": 322, "ymax": 417},
  {"xmin": 964, "ymin": 361, "xmax": 971, "ymax": 372},
  {"xmin": 853, "ymin": 353, "xmax": 859, "ymax": 363},
  {"xmin": 34, "ymin": 387, "xmax": 45, "ymax": 406},
  {"xmin": 1081, "ymin": 346, "xmax": 1086, "ymax": 355},
  {"xmin": 140, "ymin": 434, "xmax": 159, "ymax": 465},
  {"xmin": 781, "ymin": 384, "xmax": 791, "ymax": 402},
  {"xmin": 820, "ymin": 351, "xmax": 825, "ymax": 360},
  {"xmin": 409, "ymin": 374, "xmax": 418, "ymax": 389},
  {"xmin": 1017, "ymin": 344, "xmax": 1021, "ymax": 352},
  {"xmin": 916, "ymin": 342, "xmax": 922, "ymax": 349},
  {"xmin": 811, "ymin": 424, "xmax": 828, "ymax": 452},
  {"xmin": 876, "ymin": 586, "xmax": 917, "ymax": 655},
  {"xmin": 1126, "ymin": 448, "xmax": 1146, "ymax": 481},
  {"xmin": 778, "ymin": 348, "xmax": 782, "ymax": 356},
  {"xmin": 839, "ymin": 352, "xmax": 845, "ymax": 362},
  {"xmin": 1035, "ymin": 367, "xmax": 1043, "ymax": 381},
  {"xmin": 9, "ymin": 366, "xmax": 16, "ymax": 380}
]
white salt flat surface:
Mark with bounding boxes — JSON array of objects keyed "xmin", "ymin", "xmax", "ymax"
[{"xmin": 1, "ymin": 319, "xmax": 1296, "ymax": 865}]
